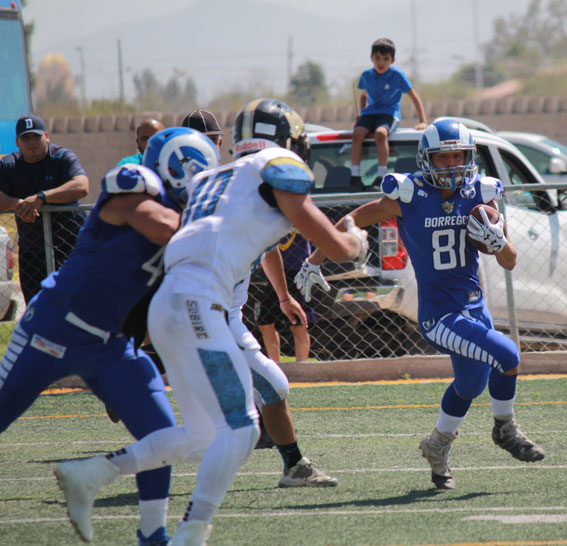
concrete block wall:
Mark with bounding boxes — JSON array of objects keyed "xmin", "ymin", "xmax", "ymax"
[{"xmin": 45, "ymin": 96, "xmax": 567, "ymax": 203}]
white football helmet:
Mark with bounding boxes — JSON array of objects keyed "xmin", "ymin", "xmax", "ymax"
[{"xmin": 143, "ymin": 127, "xmax": 220, "ymax": 193}]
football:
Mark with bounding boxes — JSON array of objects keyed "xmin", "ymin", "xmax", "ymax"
[{"xmin": 466, "ymin": 204, "xmax": 502, "ymax": 254}]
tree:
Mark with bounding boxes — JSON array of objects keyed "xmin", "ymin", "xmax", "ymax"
[
  {"xmin": 483, "ymin": 0, "xmax": 567, "ymax": 81},
  {"xmin": 133, "ymin": 69, "xmax": 162, "ymax": 111},
  {"xmin": 288, "ymin": 61, "xmax": 328, "ymax": 108},
  {"xmin": 133, "ymin": 69, "xmax": 198, "ymax": 112}
]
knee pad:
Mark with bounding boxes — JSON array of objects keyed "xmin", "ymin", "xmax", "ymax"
[
  {"xmin": 248, "ymin": 350, "xmax": 289, "ymax": 404},
  {"xmin": 133, "ymin": 426, "xmax": 214, "ymax": 472}
]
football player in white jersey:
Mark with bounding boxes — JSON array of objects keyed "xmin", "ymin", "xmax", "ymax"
[
  {"xmin": 55, "ymin": 98, "xmax": 368, "ymax": 546},
  {"xmin": 182, "ymin": 109, "xmax": 338, "ymax": 488},
  {"xmin": 295, "ymin": 119, "xmax": 545, "ymax": 491}
]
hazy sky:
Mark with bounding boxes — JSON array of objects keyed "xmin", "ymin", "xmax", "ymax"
[{"xmin": 22, "ymin": 0, "xmax": 533, "ymax": 103}]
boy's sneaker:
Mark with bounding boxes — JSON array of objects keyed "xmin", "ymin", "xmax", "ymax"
[
  {"xmin": 349, "ymin": 175, "xmax": 364, "ymax": 192},
  {"xmin": 278, "ymin": 457, "xmax": 338, "ymax": 488},
  {"xmin": 372, "ymin": 175, "xmax": 383, "ymax": 186},
  {"xmin": 492, "ymin": 416, "xmax": 545, "ymax": 462},
  {"xmin": 54, "ymin": 456, "xmax": 119, "ymax": 542},
  {"xmin": 138, "ymin": 526, "xmax": 169, "ymax": 546},
  {"xmin": 419, "ymin": 428, "xmax": 457, "ymax": 490},
  {"xmin": 168, "ymin": 520, "xmax": 212, "ymax": 546}
]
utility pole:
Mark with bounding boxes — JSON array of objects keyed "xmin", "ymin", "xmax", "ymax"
[
  {"xmin": 76, "ymin": 46, "xmax": 86, "ymax": 107},
  {"xmin": 410, "ymin": 0, "xmax": 419, "ymax": 84},
  {"xmin": 472, "ymin": 0, "xmax": 484, "ymax": 91},
  {"xmin": 287, "ymin": 35, "xmax": 293, "ymax": 95},
  {"xmin": 117, "ymin": 39, "xmax": 125, "ymax": 108}
]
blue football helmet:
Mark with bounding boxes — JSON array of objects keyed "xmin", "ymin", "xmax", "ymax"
[
  {"xmin": 143, "ymin": 127, "xmax": 220, "ymax": 196},
  {"xmin": 417, "ymin": 119, "xmax": 477, "ymax": 189}
]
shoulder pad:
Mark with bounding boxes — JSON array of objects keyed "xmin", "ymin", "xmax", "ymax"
[
  {"xmin": 381, "ymin": 173, "xmax": 416, "ymax": 203},
  {"xmin": 102, "ymin": 164, "xmax": 162, "ymax": 197},
  {"xmin": 257, "ymin": 148, "xmax": 313, "ymax": 195},
  {"xmin": 479, "ymin": 176, "xmax": 503, "ymax": 203}
]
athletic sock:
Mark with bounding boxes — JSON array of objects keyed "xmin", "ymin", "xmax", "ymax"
[
  {"xmin": 351, "ymin": 165, "xmax": 360, "ymax": 176},
  {"xmin": 105, "ymin": 447, "xmax": 137, "ymax": 475},
  {"xmin": 277, "ymin": 442, "xmax": 302, "ymax": 469},
  {"xmin": 436, "ymin": 383, "xmax": 471, "ymax": 434},
  {"xmin": 139, "ymin": 497, "xmax": 168, "ymax": 538}
]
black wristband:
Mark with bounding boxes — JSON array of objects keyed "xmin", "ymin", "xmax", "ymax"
[{"xmin": 37, "ymin": 191, "xmax": 47, "ymax": 204}]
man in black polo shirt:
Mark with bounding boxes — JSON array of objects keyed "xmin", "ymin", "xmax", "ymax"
[{"xmin": 0, "ymin": 113, "xmax": 89, "ymax": 303}]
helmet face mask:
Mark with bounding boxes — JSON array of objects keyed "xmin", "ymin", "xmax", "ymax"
[
  {"xmin": 417, "ymin": 120, "xmax": 477, "ymax": 190},
  {"xmin": 143, "ymin": 128, "xmax": 220, "ymax": 204},
  {"xmin": 232, "ymin": 98, "xmax": 310, "ymax": 162}
]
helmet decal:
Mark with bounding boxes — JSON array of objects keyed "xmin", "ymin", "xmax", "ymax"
[{"xmin": 143, "ymin": 127, "xmax": 220, "ymax": 191}]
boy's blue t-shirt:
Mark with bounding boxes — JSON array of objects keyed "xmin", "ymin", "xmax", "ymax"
[{"xmin": 358, "ymin": 65, "xmax": 412, "ymax": 119}]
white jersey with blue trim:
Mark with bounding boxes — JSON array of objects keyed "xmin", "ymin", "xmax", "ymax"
[
  {"xmin": 164, "ymin": 147, "xmax": 313, "ymax": 309},
  {"xmin": 381, "ymin": 172, "xmax": 503, "ymax": 324}
]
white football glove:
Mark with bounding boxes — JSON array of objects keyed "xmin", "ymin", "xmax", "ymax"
[
  {"xmin": 344, "ymin": 215, "xmax": 369, "ymax": 268},
  {"xmin": 467, "ymin": 207, "xmax": 507, "ymax": 253},
  {"xmin": 294, "ymin": 259, "xmax": 331, "ymax": 303}
]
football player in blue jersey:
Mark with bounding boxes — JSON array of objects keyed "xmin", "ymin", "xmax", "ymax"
[
  {"xmin": 54, "ymin": 98, "xmax": 368, "ymax": 546},
  {"xmin": 296, "ymin": 119, "xmax": 545, "ymax": 491},
  {"xmin": 0, "ymin": 127, "xmax": 220, "ymax": 546}
]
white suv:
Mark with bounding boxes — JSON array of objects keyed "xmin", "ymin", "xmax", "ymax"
[{"xmin": 306, "ymin": 121, "xmax": 567, "ymax": 352}]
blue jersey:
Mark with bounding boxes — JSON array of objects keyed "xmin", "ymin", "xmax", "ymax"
[
  {"xmin": 41, "ymin": 165, "xmax": 177, "ymax": 333},
  {"xmin": 358, "ymin": 65, "xmax": 412, "ymax": 119},
  {"xmin": 381, "ymin": 172, "xmax": 503, "ymax": 324}
]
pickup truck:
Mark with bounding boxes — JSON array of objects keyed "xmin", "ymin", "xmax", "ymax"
[{"xmin": 245, "ymin": 119, "xmax": 567, "ymax": 359}]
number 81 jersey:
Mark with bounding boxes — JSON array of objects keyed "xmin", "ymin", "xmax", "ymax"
[{"xmin": 381, "ymin": 172, "xmax": 503, "ymax": 323}]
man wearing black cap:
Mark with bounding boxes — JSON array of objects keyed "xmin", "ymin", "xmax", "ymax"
[
  {"xmin": 0, "ymin": 113, "xmax": 89, "ymax": 303},
  {"xmin": 181, "ymin": 110, "xmax": 223, "ymax": 147}
]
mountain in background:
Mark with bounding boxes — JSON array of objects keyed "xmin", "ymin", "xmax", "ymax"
[{"xmin": 31, "ymin": 0, "xmax": 524, "ymax": 104}]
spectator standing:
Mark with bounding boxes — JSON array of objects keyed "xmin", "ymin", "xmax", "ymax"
[
  {"xmin": 181, "ymin": 109, "xmax": 223, "ymax": 147},
  {"xmin": 117, "ymin": 118, "xmax": 165, "ymax": 166},
  {"xmin": 350, "ymin": 38, "xmax": 427, "ymax": 191},
  {"xmin": 257, "ymin": 232, "xmax": 315, "ymax": 362},
  {"xmin": 0, "ymin": 113, "xmax": 89, "ymax": 303}
]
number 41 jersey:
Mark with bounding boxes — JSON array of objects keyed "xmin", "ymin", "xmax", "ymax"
[
  {"xmin": 164, "ymin": 147, "xmax": 314, "ymax": 309},
  {"xmin": 381, "ymin": 172, "xmax": 503, "ymax": 323}
]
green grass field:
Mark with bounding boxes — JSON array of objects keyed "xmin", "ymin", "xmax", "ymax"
[{"xmin": 1, "ymin": 376, "xmax": 567, "ymax": 545}]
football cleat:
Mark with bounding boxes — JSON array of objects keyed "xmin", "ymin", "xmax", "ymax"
[
  {"xmin": 138, "ymin": 526, "xmax": 169, "ymax": 546},
  {"xmin": 54, "ymin": 456, "xmax": 119, "ymax": 542},
  {"xmin": 492, "ymin": 416, "xmax": 545, "ymax": 462},
  {"xmin": 419, "ymin": 428, "xmax": 457, "ymax": 490},
  {"xmin": 278, "ymin": 457, "xmax": 338, "ymax": 488},
  {"xmin": 168, "ymin": 520, "xmax": 212, "ymax": 546}
]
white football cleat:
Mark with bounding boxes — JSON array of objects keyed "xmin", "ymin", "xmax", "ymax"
[
  {"xmin": 168, "ymin": 520, "xmax": 213, "ymax": 546},
  {"xmin": 54, "ymin": 456, "xmax": 119, "ymax": 542}
]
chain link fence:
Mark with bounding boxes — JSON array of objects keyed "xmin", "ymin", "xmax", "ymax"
[
  {"xmin": 0, "ymin": 183, "xmax": 565, "ymax": 362},
  {"xmin": 242, "ymin": 183, "xmax": 567, "ymax": 361}
]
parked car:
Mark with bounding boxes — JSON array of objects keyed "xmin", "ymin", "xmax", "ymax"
[
  {"xmin": 258, "ymin": 120, "xmax": 567, "ymax": 357},
  {"xmin": 0, "ymin": 225, "xmax": 15, "ymax": 321},
  {"xmin": 496, "ymin": 131, "xmax": 567, "ymax": 185}
]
